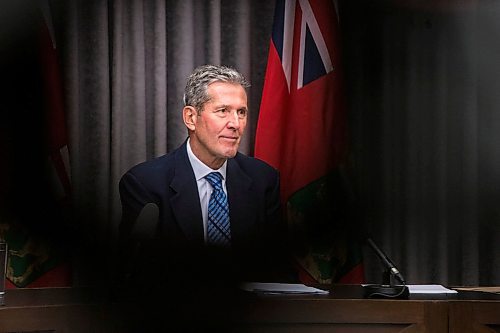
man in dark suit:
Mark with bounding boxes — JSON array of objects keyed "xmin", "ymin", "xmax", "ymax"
[{"xmin": 117, "ymin": 65, "xmax": 291, "ymax": 329}]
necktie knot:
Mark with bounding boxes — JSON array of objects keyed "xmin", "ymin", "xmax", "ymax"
[{"xmin": 205, "ymin": 172, "xmax": 223, "ymax": 191}]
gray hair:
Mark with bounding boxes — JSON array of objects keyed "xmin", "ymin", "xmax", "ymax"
[{"xmin": 183, "ymin": 64, "xmax": 250, "ymax": 111}]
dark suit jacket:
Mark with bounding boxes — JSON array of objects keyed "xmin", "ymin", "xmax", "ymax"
[{"xmin": 118, "ymin": 141, "xmax": 288, "ymax": 287}]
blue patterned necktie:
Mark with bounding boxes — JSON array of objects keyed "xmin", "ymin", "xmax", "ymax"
[{"xmin": 205, "ymin": 172, "xmax": 231, "ymax": 246}]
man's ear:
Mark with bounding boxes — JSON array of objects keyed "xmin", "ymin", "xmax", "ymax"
[{"xmin": 183, "ymin": 106, "xmax": 197, "ymax": 131}]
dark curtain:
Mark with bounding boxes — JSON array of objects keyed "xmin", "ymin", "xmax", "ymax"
[
  {"xmin": 341, "ymin": 0, "xmax": 500, "ymax": 286},
  {"xmin": 1, "ymin": 0, "xmax": 498, "ymax": 287}
]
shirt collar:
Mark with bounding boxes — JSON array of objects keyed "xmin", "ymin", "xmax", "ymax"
[{"xmin": 186, "ymin": 138, "xmax": 227, "ymax": 181}]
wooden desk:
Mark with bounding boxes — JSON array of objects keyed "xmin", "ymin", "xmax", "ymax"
[
  {"xmin": 449, "ymin": 300, "xmax": 500, "ymax": 333},
  {"xmin": 0, "ymin": 285, "xmax": 498, "ymax": 333},
  {"xmin": 235, "ymin": 295, "xmax": 449, "ymax": 333},
  {"xmin": 0, "ymin": 287, "xmax": 111, "ymax": 333}
]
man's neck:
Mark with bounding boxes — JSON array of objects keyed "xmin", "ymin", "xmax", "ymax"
[{"xmin": 187, "ymin": 138, "xmax": 226, "ymax": 170}]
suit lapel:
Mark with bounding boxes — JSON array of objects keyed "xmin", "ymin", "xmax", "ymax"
[
  {"xmin": 168, "ymin": 146, "xmax": 256, "ymax": 247},
  {"xmin": 227, "ymin": 156, "xmax": 256, "ymax": 246},
  {"xmin": 169, "ymin": 142, "xmax": 204, "ymax": 244}
]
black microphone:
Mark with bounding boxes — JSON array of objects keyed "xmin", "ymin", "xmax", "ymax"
[
  {"xmin": 131, "ymin": 202, "xmax": 159, "ymax": 240},
  {"xmin": 118, "ymin": 203, "xmax": 159, "ymax": 290},
  {"xmin": 366, "ymin": 237, "xmax": 405, "ymax": 284},
  {"xmin": 363, "ymin": 236, "xmax": 409, "ymax": 299}
]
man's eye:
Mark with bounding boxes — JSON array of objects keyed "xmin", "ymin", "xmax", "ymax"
[
  {"xmin": 216, "ymin": 108, "xmax": 227, "ymax": 114},
  {"xmin": 237, "ymin": 109, "xmax": 247, "ymax": 118}
]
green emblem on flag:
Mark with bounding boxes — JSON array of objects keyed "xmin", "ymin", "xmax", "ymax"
[
  {"xmin": 287, "ymin": 169, "xmax": 362, "ymax": 284},
  {"xmin": 1, "ymin": 221, "xmax": 62, "ymax": 287}
]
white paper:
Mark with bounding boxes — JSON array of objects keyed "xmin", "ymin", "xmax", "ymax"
[
  {"xmin": 240, "ymin": 282, "xmax": 329, "ymax": 295},
  {"xmin": 407, "ymin": 284, "xmax": 457, "ymax": 294}
]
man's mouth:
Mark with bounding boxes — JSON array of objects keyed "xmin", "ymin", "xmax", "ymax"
[{"xmin": 220, "ymin": 136, "xmax": 239, "ymax": 142}]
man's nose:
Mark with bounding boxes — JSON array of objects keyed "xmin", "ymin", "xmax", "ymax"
[{"xmin": 227, "ymin": 111, "xmax": 240, "ymax": 129}]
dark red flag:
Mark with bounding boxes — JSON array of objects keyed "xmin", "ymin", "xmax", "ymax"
[
  {"xmin": 255, "ymin": 0, "xmax": 364, "ymax": 284},
  {"xmin": 5, "ymin": 1, "xmax": 72, "ymax": 288}
]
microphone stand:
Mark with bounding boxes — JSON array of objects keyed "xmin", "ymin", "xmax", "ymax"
[
  {"xmin": 363, "ymin": 237, "xmax": 409, "ymax": 299},
  {"xmin": 0, "ymin": 241, "xmax": 7, "ymax": 306}
]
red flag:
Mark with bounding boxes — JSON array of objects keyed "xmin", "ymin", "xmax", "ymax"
[
  {"xmin": 5, "ymin": 2, "xmax": 72, "ymax": 289},
  {"xmin": 39, "ymin": 2, "xmax": 72, "ymax": 203},
  {"xmin": 255, "ymin": 0, "xmax": 364, "ymax": 284}
]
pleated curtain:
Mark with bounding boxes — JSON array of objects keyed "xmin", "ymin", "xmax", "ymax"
[{"xmin": 49, "ymin": 0, "xmax": 500, "ymax": 285}]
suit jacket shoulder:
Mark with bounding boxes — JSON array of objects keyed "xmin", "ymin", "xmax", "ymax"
[
  {"xmin": 118, "ymin": 141, "xmax": 200, "ymax": 237},
  {"xmin": 232, "ymin": 152, "xmax": 280, "ymax": 189}
]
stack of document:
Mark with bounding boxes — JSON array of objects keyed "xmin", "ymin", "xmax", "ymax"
[
  {"xmin": 240, "ymin": 282, "xmax": 329, "ymax": 295},
  {"xmin": 407, "ymin": 284, "xmax": 457, "ymax": 294},
  {"xmin": 240, "ymin": 283, "xmax": 459, "ymax": 295}
]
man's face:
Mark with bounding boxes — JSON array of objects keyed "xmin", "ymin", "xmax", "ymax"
[{"xmin": 185, "ymin": 81, "xmax": 248, "ymax": 169}]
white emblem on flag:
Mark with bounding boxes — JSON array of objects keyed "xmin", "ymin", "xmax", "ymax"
[{"xmin": 281, "ymin": 0, "xmax": 334, "ymax": 90}]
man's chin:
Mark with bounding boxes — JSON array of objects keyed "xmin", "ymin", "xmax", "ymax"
[
  {"xmin": 225, "ymin": 152, "xmax": 238, "ymax": 159},
  {"xmin": 221, "ymin": 149, "xmax": 238, "ymax": 159}
]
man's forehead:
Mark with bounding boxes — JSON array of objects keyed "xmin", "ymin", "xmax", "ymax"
[
  {"xmin": 206, "ymin": 82, "xmax": 247, "ymax": 99},
  {"xmin": 207, "ymin": 81, "xmax": 245, "ymax": 89}
]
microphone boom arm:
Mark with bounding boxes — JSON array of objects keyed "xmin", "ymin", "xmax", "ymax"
[{"xmin": 366, "ymin": 238, "xmax": 406, "ymax": 285}]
